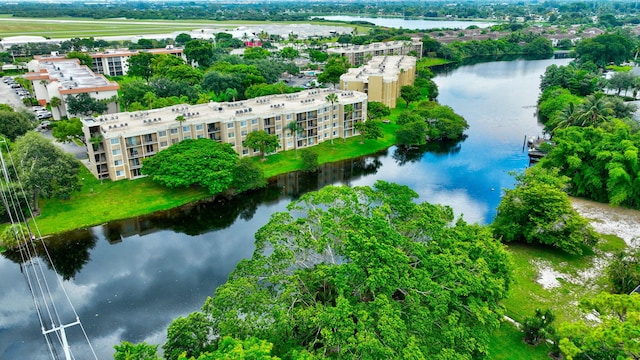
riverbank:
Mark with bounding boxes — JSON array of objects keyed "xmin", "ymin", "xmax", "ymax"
[{"xmin": 32, "ymin": 121, "xmax": 400, "ymax": 235}]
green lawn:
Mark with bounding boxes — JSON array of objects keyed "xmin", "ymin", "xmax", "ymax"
[{"xmin": 487, "ymin": 321, "xmax": 551, "ymax": 360}]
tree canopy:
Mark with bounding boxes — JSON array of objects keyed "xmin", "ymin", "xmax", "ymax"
[
  {"xmin": 13, "ymin": 132, "xmax": 81, "ymax": 213},
  {"xmin": 492, "ymin": 167, "xmax": 598, "ymax": 255},
  {"xmin": 243, "ymin": 130, "xmax": 279, "ymax": 160},
  {"xmin": 141, "ymin": 138, "xmax": 239, "ymax": 195},
  {"xmin": 66, "ymin": 92, "xmax": 108, "ymax": 117},
  {"xmin": 51, "ymin": 117, "xmax": 83, "ymax": 143},
  {"xmin": 0, "ymin": 109, "xmax": 33, "ymax": 141},
  {"xmin": 196, "ymin": 181, "xmax": 511, "ymax": 359}
]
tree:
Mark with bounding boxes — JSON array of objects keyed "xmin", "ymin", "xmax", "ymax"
[
  {"xmin": 0, "ymin": 110, "xmax": 33, "ymax": 141},
  {"xmin": 278, "ymin": 46, "xmax": 299, "ymax": 60},
  {"xmin": 177, "ymin": 337, "xmax": 280, "ymax": 360},
  {"xmin": 575, "ymin": 32, "xmax": 635, "ymax": 68},
  {"xmin": 202, "ymin": 181, "xmax": 511, "ymax": 359},
  {"xmin": 396, "ymin": 121, "xmax": 427, "ymax": 147},
  {"xmin": 243, "ymin": 130, "xmax": 279, "ymax": 160},
  {"xmin": 607, "ymin": 71, "xmax": 636, "ymax": 96},
  {"xmin": 243, "ymin": 47, "xmax": 271, "ymax": 60},
  {"xmin": 127, "ymin": 52, "xmax": 154, "ymax": 81},
  {"xmin": 558, "ymin": 293, "xmax": 640, "ymax": 360},
  {"xmin": 230, "ymin": 158, "xmax": 266, "ymax": 193},
  {"xmin": 66, "ymin": 92, "xmax": 108, "ymax": 117},
  {"xmin": 522, "ymin": 36, "xmax": 554, "ymax": 57},
  {"xmin": 13, "ymin": 132, "xmax": 81, "ymax": 213},
  {"xmin": 141, "ymin": 138, "xmax": 238, "ymax": 195},
  {"xmin": 66, "ymin": 50, "xmax": 92, "ymax": 67},
  {"xmin": 163, "ymin": 312, "xmax": 213, "ymax": 360},
  {"xmin": 400, "ymin": 85, "xmax": 421, "ymax": 107},
  {"xmin": 184, "ymin": 39, "xmax": 214, "ymax": 67},
  {"xmin": 49, "ymin": 96, "xmax": 62, "ymax": 116},
  {"xmin": 165, "ymin": 64, "xmax": 203, "ymax": 86},
  {"xmin": 175, "ymin": 33, "xmax": 192, "ymax": 46},
  {"xmin": 317, "ymin": 55, "xmax": 349, "ymax": 88},
  {"xmin": 286, "ymin": 121, "xmax": 303, "ymax": 157},
  {"xmin": 114, "ymin": 341, "xmax": 159, "ymax": 360},
  {"xmin": 51, "ymin": 117, "xmax": 83, "ymax": 143},
  {"xmin": 354, "ymin": 120, "xmax": 383, "ymax": 144},
  {"xmin": 522, "ymin": 308, "xmax": 556, "ymax": 345},
  {"xmin": 300, "ymin": 148, "xmax": 318, "ymax": 172},
  {"xmin": 367, "ymin": 101, "xmax": 390, "ymax": 120},
  {"xmin": 492, "ymin": 167, "xmax": 598, "ymax": 255},
  {"xmin": 325, "ymin": 93, "xmax": 338, "ymax": 145},
  {"xmin": 119, "ymin": 80, "xmax": 153, "ymax": 110},
  {"xmin": 606, "ymin": 248, "xmax": 640, "ymax": 294}
]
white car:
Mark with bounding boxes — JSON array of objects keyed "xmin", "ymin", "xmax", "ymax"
[{"xmin": 36, "ymin": 111, "xmax": 52, "ymax": 120}]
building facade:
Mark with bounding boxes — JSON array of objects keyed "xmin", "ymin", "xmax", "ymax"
[
  {"xmin": 82, "ymin": 89, "xmax": 367, "ymax": 181},
  {"xmin": 327, "ymin": 39, "xmax": 422, "ymax": 66},
  {"xmin": 25, "ymin": 57, "xmax": 120, "ymax": 120},
  {"xmin": 340, "ymin": 56, "xmax": 416, "ymax": 109},
  {"xmin": 90, "ymin": 46, "xmax": 186, "ymax": 76}
]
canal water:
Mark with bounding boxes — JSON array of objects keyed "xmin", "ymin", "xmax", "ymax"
[
  {"xmin": 0, "ymin": 57, "xmax": 571, "ymax": 359},
  {"xmin": 319, "ymin": 15, "xmax": 496, "ymax": 30}
]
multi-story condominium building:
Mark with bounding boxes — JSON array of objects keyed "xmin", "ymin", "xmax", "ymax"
[
  {"xmin": 25, "ymin": 57, "xmax": 119, "ymax": 120},
  {"xmin": 327, "ymin": 39, "xmax": 422, "ymax": 66},
  {"xmin": 82, "ymin": 89, "xmax": 367, "ymax": 181},
  {"xmin": 340, "ymin": 56, "xmax": 416, "ymax": 109},
  {"xmin": 90, "ymin": 46, "xmax": 186, "ymax": 76}
]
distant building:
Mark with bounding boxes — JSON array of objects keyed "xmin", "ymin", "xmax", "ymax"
[
  {"xmin": 89, "ymin": 46, "xmax": 186, "ymax": 76},
  {"xmin": 340, "ymin": 55, "xmax": 416, "ymax": 109},
  {"xmin": 82, "ymin": 89, "xmax": 367, "ymax": 181},
  {"xmin": 25, "ymin": 57, "xmax": 119, "ymax": 120},
  {"xmin": 327, "ymin": 40, "xmax": 422, "ymax": 66}
]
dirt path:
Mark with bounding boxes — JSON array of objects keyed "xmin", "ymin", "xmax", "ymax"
[{"xmin": 571, "ymin": 197, "xmax": 640, "ymax": 247}]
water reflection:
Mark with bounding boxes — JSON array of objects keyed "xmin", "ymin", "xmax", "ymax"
[{"xmin": 0, "ymin": 57, "xmax": 573, "ymax": 360}]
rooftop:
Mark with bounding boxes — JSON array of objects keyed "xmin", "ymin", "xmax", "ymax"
[
  {"xmin": 341, "ymin": 55, "xmax": 416, "ymax": 82},
  {"xmin": 83, "ymin": 89, "xmax": 367, "ymax": 139},
  {"xmin": 26, "ymin": 58, "xmax": 118, "ymax": 93}
]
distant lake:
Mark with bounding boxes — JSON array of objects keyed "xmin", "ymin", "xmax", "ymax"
[{"xmin": 320, "ymin": 15, "xmax": 497, "ymax": 30}]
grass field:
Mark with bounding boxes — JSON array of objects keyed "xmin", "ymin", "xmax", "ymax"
[
  {"xmin": 0, "ymin": 16, "xmax": 359, "ymax": 39},
  {"xmin": 487, "ymin": 321, "xmax": 551, "ymax": 360}
]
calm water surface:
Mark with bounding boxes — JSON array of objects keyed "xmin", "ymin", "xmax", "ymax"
[
  {"xmin": 0, "ymin": 57, "xmax": 571, "ymax": 359},
  {"xmin": 320, "ymin": 15, "xmax": 496, "ymax": 30}
]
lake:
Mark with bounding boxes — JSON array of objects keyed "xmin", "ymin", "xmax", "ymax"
[
  {"xmin": 320, "ymin": 15, "xmax": 496, "ymax": 30},
  {"xmin": 0, "ymin": 57, "xmax": 571, "ymax": 359}
]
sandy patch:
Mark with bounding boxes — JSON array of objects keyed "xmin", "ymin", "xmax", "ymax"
[
  {"xmin": 571, "ymin": 197, "xmax": 640, "ymax": 247},
  {"xmin": 532, "ymin": 259, "xmax": 565, "ymax": 289}
]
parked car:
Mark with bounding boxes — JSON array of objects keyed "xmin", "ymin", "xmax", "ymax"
[
  {"xmin": 39, "ymin": 121, "xmax": 51, "ymax": 130},
  {"xmin": 36, "ymin": 111, "xmax": 52, "ymax": 120},
  {"xmin": 31, "ymin": 106, "xmax": 47, "ymax": 112},
  {"xmin": 10, "ymin": 83, "xmax": 21, "ymax": 89}
]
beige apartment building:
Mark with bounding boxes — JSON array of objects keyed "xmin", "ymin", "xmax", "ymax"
[
  {"xmin": 90, "ymin": 46, "xmax": 186, "ymax": 76},
  {"xmin": 340, "ymin": 56, "xmax": 416, "ymax": 109},
  {"xmin": 327, "ymin": 39, "xmax": 422, "ymax": 66},
  {"xmin": 82, "ymin": 89, "xmax": 367, "ymax": 181},
  {"xmin": 26, "ymin": 57, "xmax": 120, "ymax": 119}
]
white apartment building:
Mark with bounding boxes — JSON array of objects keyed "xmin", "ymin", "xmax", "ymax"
[
  {"xmin": 327, "ymin": 39, "xmax": 423, "ymax": 66},
  {"xmin": 82, "ymin": 89, "xmax": 367, "ymax": 181},
  {"xmin": 90, "ymin": 46, "xmax": 186, "ymax": 76},
  {"xmin": 26, "ymin": 58, "xmax": 120, "ymax": 120}
]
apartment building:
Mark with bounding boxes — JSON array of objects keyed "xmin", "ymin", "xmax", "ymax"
[
  {"xmin": 25, "ymin": 57, "xmax": 119, "ymax": 120},
  {"xmin": 82, "ymin": 89, "xmax": 367, "ymax": 181},
  {"xmin": 340, "ymin": 56, "xmax": 416, "ymax": 109},
  {"xmin": 327, "ymin": 39, "xmax": 422, "ymax": 66},
  {"xmin": 90, "ymin": 46, "xmax": 186, "ymax": 76}
]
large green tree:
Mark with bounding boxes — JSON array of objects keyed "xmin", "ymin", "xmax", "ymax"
[
  {"xmin": 492, "ymin": 167, "xmax": 598, "ymax": 255},
  {"xmin": 200, "ymin": 181, "xmax": 511, "ymax": 359},
  {"xmin": 13, "ymin": 132, "xmax": 81, "ymax": 213},
  {"xmin": 243, "ymin": 130, "xmax": 279, "ymax": 160},
  {"xmin": 51, "ymin": 117, "xmax": 83, "ymax": 143},
  {"xmin": 0, "ymin": 109, "xmax": 33, "ymax": 141},
  {"xmin": 127, "ymin": 52, "xmax": 154, "ymax": 81},
  {"xmin": 317, "ymin": 55, "xmax": 349, "ymax": 88},
  {"xmin": 184, "ymin": 39, "xmax": 215, "ymax": 68},
  {"xmin": 141, "ymin": 138, "xmax": 238, "ymax": 195},
  {"xmin": 558, "ymin": 293, "xmax": 640, "ymax": 360},
  {"xmin": 66, "ymin": 92, "xmax": 108, "ymax": 117},
  {"xmin": 400, "ymin": 85, "xmax": 422, "ymax": 107},
  {"xmin": 574, "ymin": 32, "xmax": 635, "ymax": 68}
]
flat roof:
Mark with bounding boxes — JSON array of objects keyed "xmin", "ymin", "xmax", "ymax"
[
  {"xmin": 83, "ymin": 89, "xmax": 367, "ymax": 138},
  {"xmin": 26, "ymin": 58, "xmax": 119, "ymax": 93},
  {"xmin": 328, "ymin": 39, "xmax": 421, "ymax": 54},
  {"xmin": 341, "ymin": 55, "xmax": 416, "ymax": 82}
]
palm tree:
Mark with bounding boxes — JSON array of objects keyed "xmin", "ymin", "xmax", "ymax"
[
  {"xmin": 225, "ymin": 88, "xmax": 239, "ymax": 102},
  {"xmin": 325, "ymin": 93, "xmax": 338, "ymax": 145},
  {"xmin": 576, "ymin": 92, "xmax": 613, "ymax": 127},
  {"xmin": 49, "ymin": 96, "xmax": 62, "ymax": 118},
  {"xmin": 286, "ymin": 121, "xmax": 303, "ymax": 157}
]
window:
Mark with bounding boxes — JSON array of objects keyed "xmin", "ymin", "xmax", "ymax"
[
  {"xmin": 240, "ymin": 120, "xmax": 247, "ymax": 127},
  {"xmin": 276, "ymin": 115, "xmax": 281, "ymax": 120},
  {"xmin": 287, "ymin": 141, "xmax": 293, "ymax": 147},
  {"xmin": 286, "ymin": 114, "xmax": 292, "ymax": 120},
  {"xmin": 116, "ymin": 170, "xmax": 124, "ymax": 177},
  {"xmin": 170, "ymin": 128, "xmax": 178, "ymax": 134},
  {"xmin": 324, "ymin": 133, "xmax": 328, "ymax": 138},
  {"xmin": 242, "ymin": 149, "xmax": 248, "ymax": 155},
  {"xmin": 333, "ymin": 122, "xmax": 337, "ymax": 128},
  {"xmin": 110, "ymin": 138, "xmax": 119, "ymax": 145},
  {"xmin": 184, "ymin": 135, "xmax": 191, "ymax": 140},
  {"xmin": 241, "ymin": 130, "xmax": 247, "ymax": 136},
  {"xmin": 112, "ymin": 149, "xmax": 121, "ymax": 156},
  {"xmin": 324, "ymin": 124, "xmax": 328, "ymax": 129},
  {"xmin": 276, "ymin": 125, "xmax": 281, "ymax": 130},
  {"xmin": 182, "ymin": 126, "xmax": 190, "ymax": 133},
  {"xmin": 197, "ymin": 134, "xmax": 204, "ymax": 139},
  {"xmin": 114, "ymin": 159, "xmax": 123, "ymax": 166},
  {"xmin": 228, "ymin": 132, "xmax": 235, "ymax": 138},
  {"xmin": 160, "ymin": 141, "xmax": 168, "ymax": 147},
  {"xmin": 158, "ymin": 130, "xmax": 167, "ymax": 137},
  {"xmin": 286, "ymin": 132, "xmax": 291, "ymax": 138},
  {"xmin": 195, "ymin": 124, "xmax": 203, "ymax": 130},
  {"xmin": 172, "ymin": 138, "xmax": 178, "ymax": 144},
  {"xmin": 318, "ymin": 108, "xmax": 323, "ymax": 114},
  {"xmin": 227, "ymin": 122, "xmax": 234, "ymax": 128}
]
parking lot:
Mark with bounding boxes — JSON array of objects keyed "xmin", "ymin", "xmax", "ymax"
[{"xmin": 0, "ymin": 76, "xmax": 29, "ymax": 110}]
